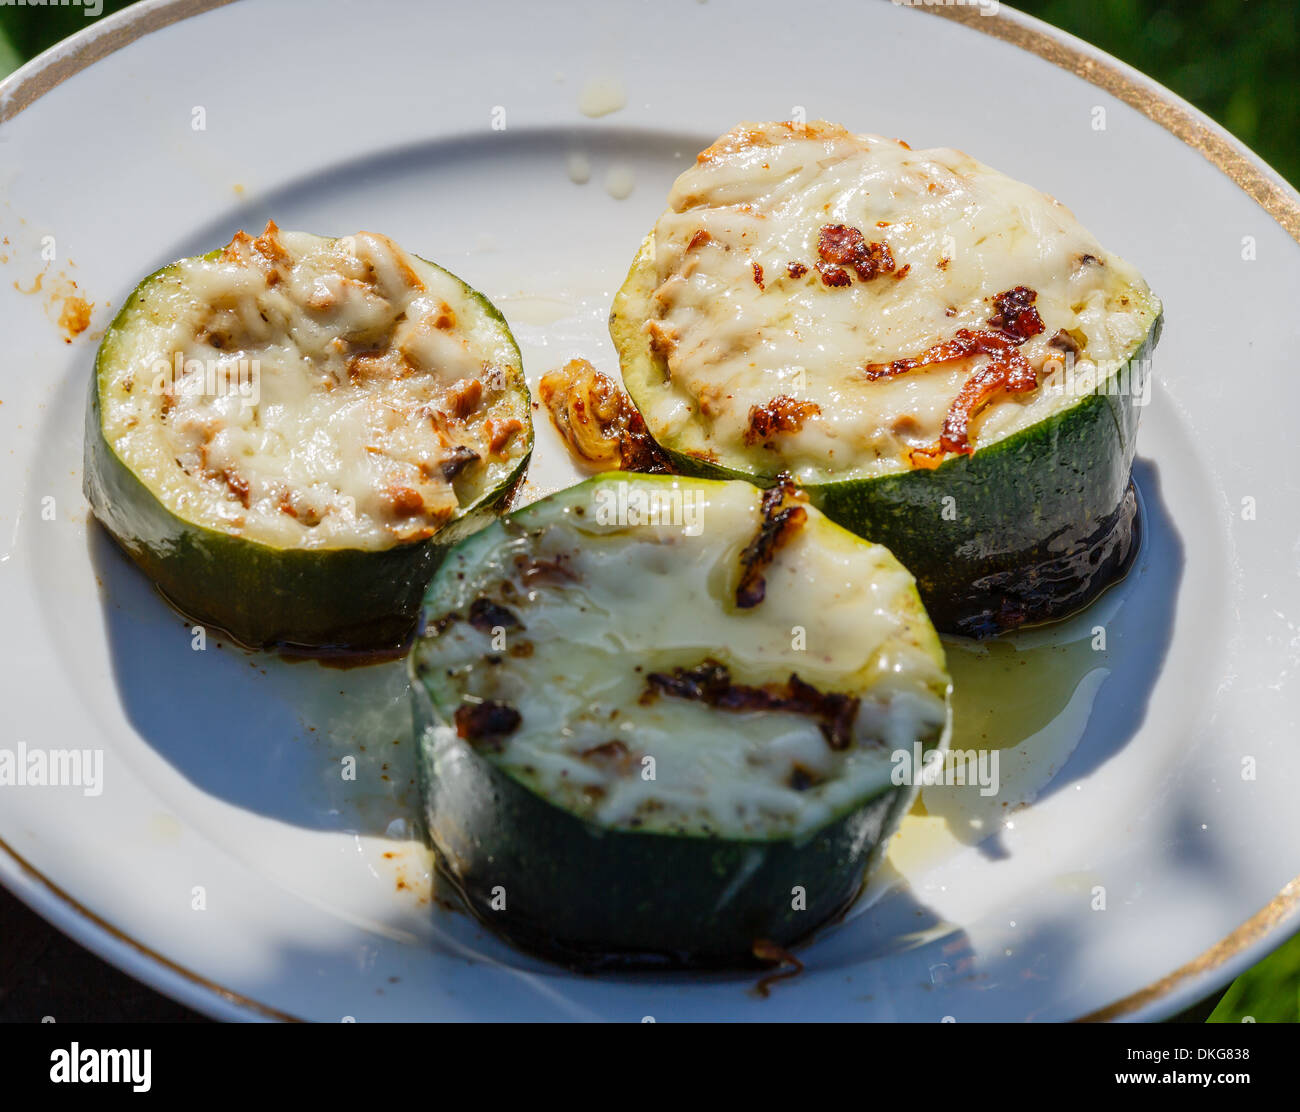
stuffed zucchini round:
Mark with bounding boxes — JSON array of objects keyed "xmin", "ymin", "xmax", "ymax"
[
  {"xmin": 611, "ymin": 122, "xmax": 1163, "ymax": 636},
  {"xmin": 410, "ymin": 473, "xmax": 950, "ymax": 968},
  {"xmin": 85, "ymin": 223, "xmax": 532, "ymax": 651}
]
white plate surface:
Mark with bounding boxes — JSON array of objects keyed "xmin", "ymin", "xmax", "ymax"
[{"xmin": 2, "ymin": 0, "xmax": 1299, "ymax": 1021}]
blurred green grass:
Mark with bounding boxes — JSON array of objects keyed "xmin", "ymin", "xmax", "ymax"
[
  {"xmin": 1208, "ymin": 935, "xmax": 1300, "ymax": 1023},
  {"xmin": 0, "ymin": 0, "xmax": 1296, "ymax": 1024},
  {"xmin": 1016, "ymin": 0, "xmax": 1299, "ymax": 186},
  {"xmin": 0, "ymin": 22, "xmax": 21, "ymax": 76},
  {"xmin": 0, "ymin": 1, "xmax": 133, "ymax": 63}
]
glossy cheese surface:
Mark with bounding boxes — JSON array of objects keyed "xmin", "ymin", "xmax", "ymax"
[
  {"xmin": 99, "ymin": 226, "xmax": 529, "ymax": 550},
  {"xmin": 414, "ymin": 476, "xmax": 950, "ymax": 840},
  {"xmin": 628, "ymin": 122, "xmax": 1160, "ymax": 481}
]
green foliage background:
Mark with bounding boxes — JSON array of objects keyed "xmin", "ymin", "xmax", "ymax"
[
  {"xmin": 0, "ymin": 0, "xmax": 1295, "ymax": 1022},
  {"xmin": 1016, "ymin": 0, "xmax": 1298, "ymax": 186}
]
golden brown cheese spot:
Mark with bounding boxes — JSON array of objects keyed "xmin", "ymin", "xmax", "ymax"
[
  {"xmin": 695, "ymin": 121, "xmax": 852, "ymax": 164},
  {"xmin": 696, "ymin": 382, "xmax": 727, "ymax": 417},
  {"xmin": 646, "ymin": 320, "xmax": 678, "ymax": 360},
  {"xmin": 488, "ymin": 417, "xmax": 524, "ymax": 456},
  {"xmin": 277, "ymin": 488, "xmax": 322, "ymax": 525},
  {"xmin": 987, "ymin": 286, "xmax": 1045, "ymax": 341},
  {"xmin": 222, "ymin": 221, "xmax": 292, "ymax": 287},
  {"xmin": 347, "ymin": 348, "xmax": 414, "ymax": 383},
  {"xmin": 862, "ymin": 316, "xmax": 1045, "ymax": 464},
  {"xmin": 212, "ymin": 467, "xmax": 251, "ymax": 509},
  {"xmin": 816, "ymin": 224, "xmax": 896, "ymax": 282},
  {"xmin": 251, "ymin": 222, "xmax": 291, "ymax": 267},
  {"xmin": 389, "ymin": 253, "xmax": 426, "ymax": 292},
  {"xmin": 816, "ymin": 262, "xmax": 851, "ymax": 288},
  {"xmin": 387, "ymin": 485, "xmax": 425, "ymax": 516},
  {"xmin": 305, "ymin": 286, "xmax": 337, "ymax": 312},
  {"xmin": 445, "ymin": 378, "xmax": 484, "ymax": 420},
  {"xmin": 696, "ymin": 127, "xmax": 772, "ymax": 163},
  {"xmin": 220, "ymin": 230, "xmax": 254, "ymax": 262},
  {"xmin": 744, "ymin": 396, "xmax": 821, "ymax": 447}
]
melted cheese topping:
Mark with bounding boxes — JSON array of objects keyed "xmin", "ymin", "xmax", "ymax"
[
  {"xmin": 99, "ymin": 225, "xmax": 530, "ymax": 549},
  {"xmin": 414, "ymin": 477, "xmax": 950, "ymax": 839},
  {"xmin": 618, "ymin": 121, "xmax": 1160, "ymax": 482}
]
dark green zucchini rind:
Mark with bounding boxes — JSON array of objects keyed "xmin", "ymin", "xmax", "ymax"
[
  {"xmin": 612, "ymin": 238, "xmax": 1162, "ymax": 639},
  {"xmin": 414, "ymin": 708, "xmax": 905, "ymax": 968},
  {"xmin": 410, "ymin": 474, "xmax": 950, "ymax": 969},
  {"xmin": 84, "ymin": 244, "xmax": 532, "ymax": 653}
]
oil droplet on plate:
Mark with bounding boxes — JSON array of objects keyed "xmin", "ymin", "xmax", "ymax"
[
  {"xmin": 148, "ymin": 812, "xmax": 183, "ymax": 843},
  {"xmin": 605, "ymin": 163, "xmax": 635, "ymax": 200},
  {"xmin": 886, "ymin": 620, "xmax": 1110, "ymax": 877},
  {"xmin": 578, "ymin": 75, "xmax": 627, "ymax": 118},
  {"xmin": 567, "ymin": 152, "xmax": 592, "ymax": 185}
]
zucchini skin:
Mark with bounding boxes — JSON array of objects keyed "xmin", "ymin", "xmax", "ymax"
[
  {"xmin": 413, "ymin": 679, "xmax": 916, "ymax": 970},
  {"xmin": 613, "ymin": 250, "xmax": 1162, "ymax": 638},
  {"xmin": 84, "ymin": 257, "xmax": 532, "ymax": 653}
]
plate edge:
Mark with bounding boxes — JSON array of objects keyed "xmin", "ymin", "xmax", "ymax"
[
  {"xmin": 917, "ymin": 0, "xmax": 1300, "ymax": 1021},
  {"xmin": 0, "ymin": 835, "xmax": 302, "ymax": 1022},
  {"xmin": 0, "ymin": 0, "xmax": 239, "ymax": 125},
  {"xmin": 915, "ymin": 0, "xmax": 1300, "ymax": 245}
]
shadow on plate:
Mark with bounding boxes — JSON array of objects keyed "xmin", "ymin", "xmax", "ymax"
[
  {"xmin": 88, "ymin": 521, "xmax": 420, "ymax": 837},
  {"xmin": 85, "ymin": 455, "xmax": 1182, "ymax": 1013},
  {"xmin": 152, "ymin": 126, "xmax": 719, "ymax": 273},
  {"xmin": 924, "ymin": 457, "xmax": 1184, "ymax": 862},
  {"xmin": 1041, "ymin": 457, "xmax": 1185, "ymax": 791},
  {"xmin": 89, "ymin": 518, "xmax": 984, "ymax": 1007}
]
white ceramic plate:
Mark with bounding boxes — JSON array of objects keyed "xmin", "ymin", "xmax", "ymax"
[{"xmin": 2, "ymin": 0, "xmax": 1299, "ymax": 1022}]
